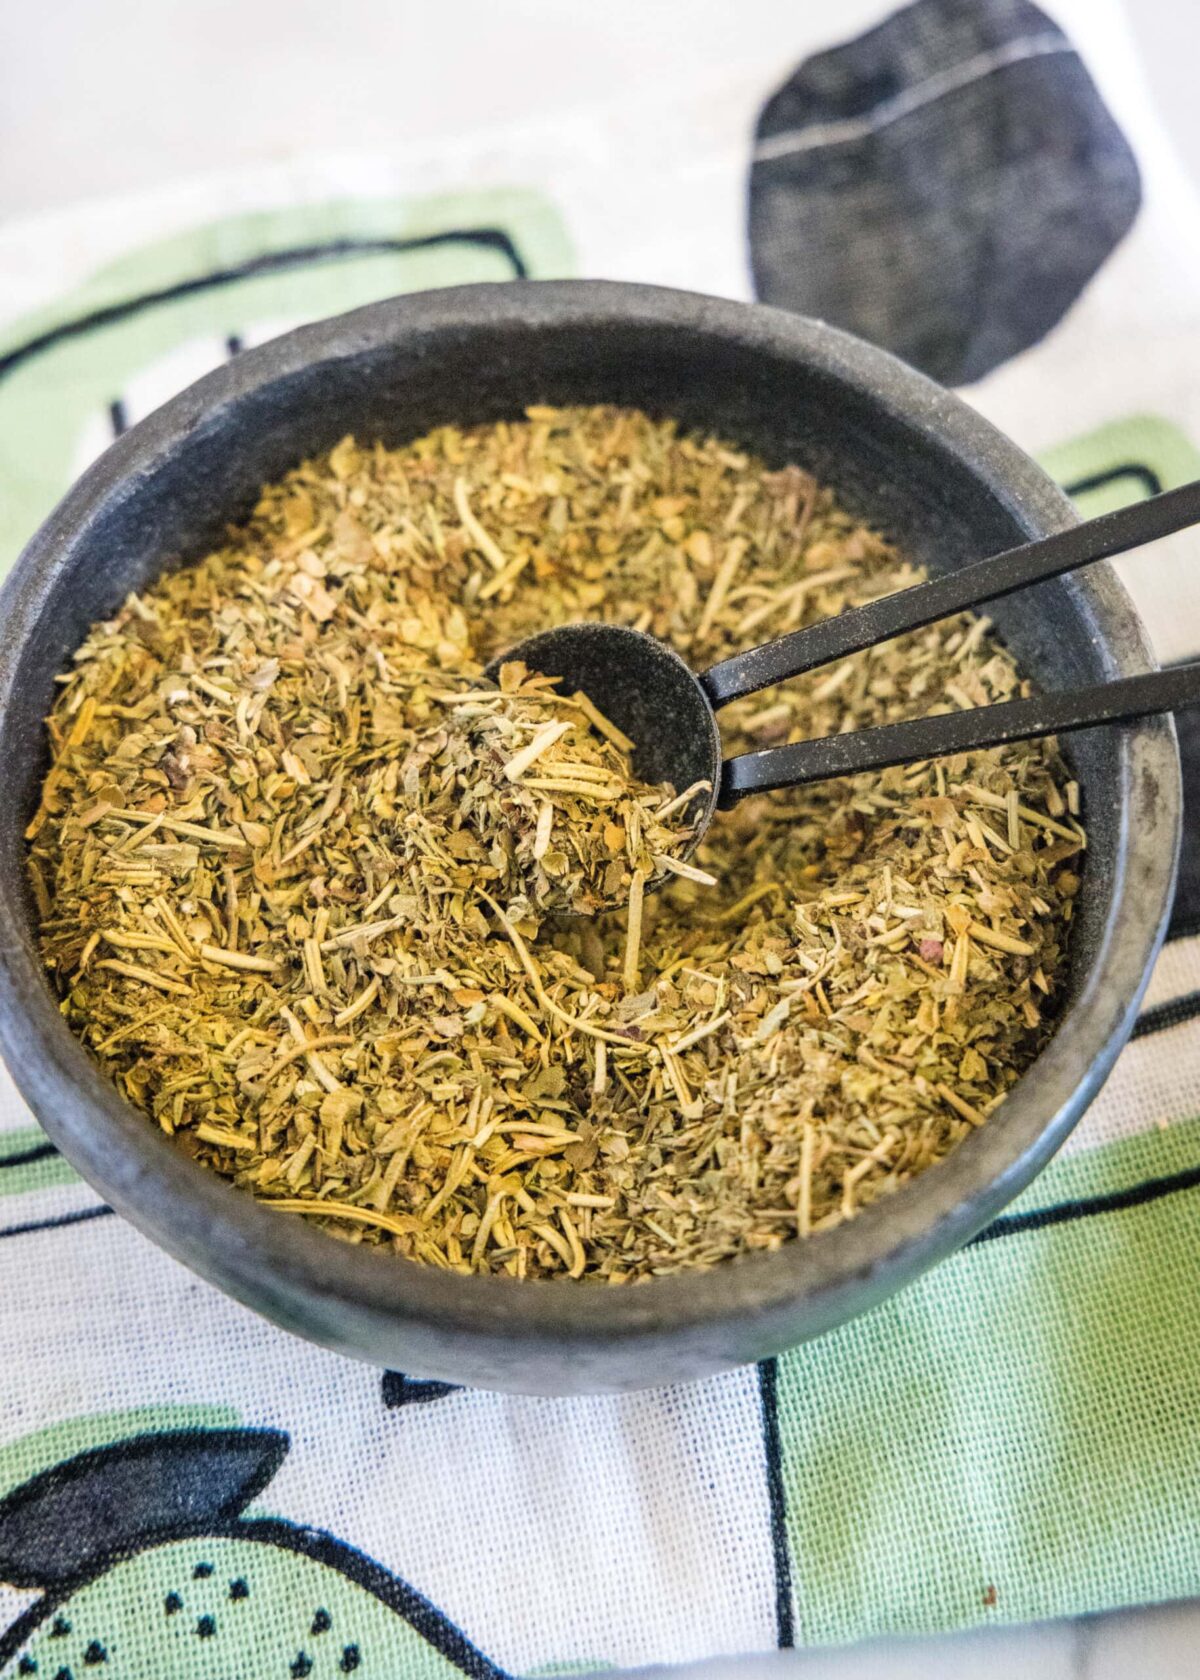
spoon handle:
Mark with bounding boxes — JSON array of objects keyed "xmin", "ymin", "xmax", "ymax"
[
  {"xmin": 718, "ymin": 661, "xmax": 1200, "ymax": 806},
  {"xmin": 701, "ymin": 479, "xmax": 1200, "ymax": 710}
]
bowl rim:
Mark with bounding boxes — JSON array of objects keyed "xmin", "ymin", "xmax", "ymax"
[{"xmin": 0, "ymin": 278, "xmax": 1181, "ymax": 1374}]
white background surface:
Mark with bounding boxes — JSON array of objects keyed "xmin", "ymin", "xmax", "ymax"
[
  {"xmin": 1, "ymin": 3, "xmax": 1198, "ymax": 1676},
  {"xmin": 1, "ymin": 0, "xmax": 1199, "ymax": 221}
]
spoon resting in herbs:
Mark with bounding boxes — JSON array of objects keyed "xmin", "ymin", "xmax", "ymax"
[{"xmin": 487, "ymin": 480, "xmax": 1200, "ymax": 873}]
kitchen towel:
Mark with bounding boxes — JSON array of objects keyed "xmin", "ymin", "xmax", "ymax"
[{"xmin": 3, "ymin": 0, "xmax": 1200, "ymax": 1672}]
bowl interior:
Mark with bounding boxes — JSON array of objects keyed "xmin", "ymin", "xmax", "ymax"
[{"xmin": 0, "ymin": 283, "xmax": 1174, "ymax": 1392}]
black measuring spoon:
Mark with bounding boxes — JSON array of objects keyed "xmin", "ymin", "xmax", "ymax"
[{"xmin": 486, "ymin": 480, "xmax": 1200, "ymax": 857}]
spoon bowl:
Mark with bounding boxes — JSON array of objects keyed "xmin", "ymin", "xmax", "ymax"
[{"xmin": 484, "ymin": 622, "xmax": 722, "ymax": 856}]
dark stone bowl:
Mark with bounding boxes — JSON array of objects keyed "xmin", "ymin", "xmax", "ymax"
[{"xmin": 0, "ymin": 281, "xmax": 1179, "ymax": 1394}]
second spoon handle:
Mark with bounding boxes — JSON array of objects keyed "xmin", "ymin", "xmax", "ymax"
[
  {"xmin": 719, "ymin": 661, "xmax": 1200, "ymax": 806},
  {"xmin": 702, "ymin": 478, "xmax": 1200, "ymax": 710}
]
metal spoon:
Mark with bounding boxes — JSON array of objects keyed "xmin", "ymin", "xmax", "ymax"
[{"xmin": 485, "ymin": 480, "xmax": 1200, "ymax": 863}]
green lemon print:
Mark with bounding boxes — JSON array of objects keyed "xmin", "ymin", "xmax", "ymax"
[
  {"xmin": 0, "ymin": 188, "xmax": 573, "ymax": 575},
  {"xmin": 0, "ymin": 1430, "xmax": 509, "ymax": 1680}
]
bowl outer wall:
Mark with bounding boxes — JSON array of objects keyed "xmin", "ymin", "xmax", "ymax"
[{"xmin": 0, "ymin": 280, "xmax": 1180, "ymax": 1393}]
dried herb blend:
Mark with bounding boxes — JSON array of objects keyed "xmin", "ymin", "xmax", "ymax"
[
  {"xmin": 29, "ymin": 408, "xmax": 1084, "ymax": 1280},
  {"xmin": 406, "ymin": 661, "xmax": 707, "ymax": 919}
]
